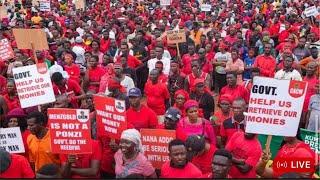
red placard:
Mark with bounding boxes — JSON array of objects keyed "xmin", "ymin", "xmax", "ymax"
[
  {"xmin": 0, "ymin": 38, "xmax": 14, "ymax": 61},
  {"xmin": 140, "ymin": 129, "xmax": 176, "ymax": 169},
  {"xmin": 48, "ymin": 108, "xmax": 92, "ymax": 154},
  {"xmin": 94, "ymin": 95, "xmax": 127, "ymax": 139}
]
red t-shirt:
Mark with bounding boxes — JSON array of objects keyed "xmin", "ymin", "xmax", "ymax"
[
  {"xmin": 52, "ymin": 79, "xmax": 82, "ymax": 108},
  {"xmin": 253, "ymin": 55, "xmax": 276, "ymax": 77},
  {"xmin": 220, "ymin": 118, "xmax": 245, "ymax": 143},
  {"xmin": 303, "ymin": 76, "xmax": 318, "ymax": 112},
  {"xmin": 0, "ymin": 154, "xmax": 35, "ymax": 178},
  {"xmin": 191, "ymin": 144, "xmax": 217, "ymax": 174},
  {"xmin": 116, "ymin": 55, "xmax": 142, "ymax": 69},
  {"xmin": 182, "ymin": 53, "xmax": 200, "ymax": 75},
  {"xmin": 225, "ymin": 131, "xmax": 262, "ymax": 178},
  {"xmin": 64, "ymin": 64, "xmax": 81, "ymax": 83},
  {"xmin": 144, "ymin": 81, "xmax": 170, "ymax": 115},
  {"xmin": 220, "ymin": 85, "xmax": 250, "ymax": 104},
  {"xmin": 60, "ymin": 140, "xmax": 102, "ymax": 178},
  {"xmin": 126, "ymin": 105, "xmax": 158, "ymax": 130},
  {"xmin": 3, "ymin": 94, "xmax": 21, "ymax": 112},
  {"xmin": 160, "ymin": 161, "xmax": 202, "ymax": 178},
  {"xmin": 88, "ymin": 66, "xmax": 106, "ymax": 93},
  {"xmin": 100, "ymin": 38, "xmax": 111, "ymax": 53},
  {"xmin": 0, "ymin": 75, "xmax": 7, "ymax": 95}
]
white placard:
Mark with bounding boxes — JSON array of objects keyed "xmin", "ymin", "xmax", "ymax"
[
  {"xmin": 200, "ymin": 4, "xmax": 212, "ymax": 12},
  {"xmin": 304, "ymin": 6, "xmax": 319, "ymax": 17},
  {"xmin": 39, "ymin": 1, "xmax": 51, "ymax": 11},
  {"xmin": 0, "ymin": 127, "xmax": 25, "ymax": 153},
  {"xmin": 245, "ymin": 77, "xmax": 307, "ymax": 137},
  {"xmin": 13, "ymin": 64, "xmax": 56, "ymax": 108},
  {"xmin": 160, "ymin": 0, "xmax": 171, "ymax": 6}
]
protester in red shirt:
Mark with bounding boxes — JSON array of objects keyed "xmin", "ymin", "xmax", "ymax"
[
  {"xmin": 155, "ymin": 61, "xmax": 168, "ymax": 84},
  {"xmin": 1, "ymin": 80, "xmax": 20, "ymax": 112},
  {"xmin": 0, "ymin": 74, "xmax": 7, "ymax": 95},
  {"xmin": 127, "ymin": 87, "xmax": 158, "ymax": 130},
  {"xmin": 144, "ymin": 69, "xmax": 170, "ymax": 120},
  {"xmin": 225, "ymin": 131, "xmax": 262, "ymax": 178},
  {"xmin": 0, "ymin": 150, "xmax": 35, "ymax": 178},
  {"xmin": 116, "ymin": 43, "xmax": 142, "ymax": 69},
  {"xmin": 220, "ymin": 72, "xmax": 250, "ymax": 103},
  {"xmin": 220, "ymin": 98, "xmax": 246, "ymax": 146},
  {"xmin": 4, "ymin": 108, "xmax": 30, "ymax": 157},
  {"xmin": 83, "ymin": 55, "xmax": 106, "ymax": 93},
  {"xmin": 173, "ymin": 89, "xmax": 189, "ymax": 117},
  {"xmin": 207, "ymin": 149, "xmax": 233, "ymax": 178},
  {"xmin": 161, "ymin": 139, "xmax": 202, "ymax": 178},
  {"xmin": 63, "ymin": 53, "xmax": 80, "ymax": 83},
  {"xmin": 186, "ymin": 135, "xmax": 217, "ymax": 174},
  {"xmin": 52, "ymin": 72, "xmax": 86, "ymax": 108},
  {"xmin": 60, "ymin": 140, "xmax": 102, "ymax": 178},
  {"xmin": 253, "ymin": 42, "xmax": 276, "ymax": 77},
  {"xmin": 181, "ymin": 44, "xmax": 199, "ymax": 75}
]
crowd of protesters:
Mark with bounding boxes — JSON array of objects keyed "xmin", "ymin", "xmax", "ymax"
[{"xmin": 0, "ymin": 0, "xmax": 319, "ymax": 178}]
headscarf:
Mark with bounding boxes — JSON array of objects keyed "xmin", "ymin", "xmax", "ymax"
[
  {"xmin": 120, "ymin": 129, "xmax": 143, "ymax": 153},
  {"xmin": 174, "ymin": 89, "xmax": 190, "ymax": 101},
  {"xmin": 184, "ymin": 100, "xmax": 199, "ymax": 110},
  {"xmin": 218, "ymin": 94, "xmax": 233, "ymax": 104},
  {"xmin": 6, "ymin": 108, "xmax": 26, "ymax": 119}
]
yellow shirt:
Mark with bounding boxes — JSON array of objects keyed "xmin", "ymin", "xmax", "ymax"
[
  {"xmin": 31, "ymin": 16, "xmax": 42, "ymax": 24},
  {"xmin": 27, "ymin": 130, "xmax": 60, "ymax": 172}
]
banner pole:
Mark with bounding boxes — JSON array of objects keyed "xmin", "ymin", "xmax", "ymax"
[{"xmin": 265, "ymin": 135, "xmax": 272, "ymax": 155}]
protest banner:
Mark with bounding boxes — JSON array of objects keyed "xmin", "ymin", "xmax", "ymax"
[
  {"xmin": 0, "ymin": 5, "xmax": 7, "ymax": 20},
  {"xmin": 75, "ymin": 0, "xmax": 85, "ymax": 10},
  {"xmin": 39, "ymin": 0, "xmax": 51, "ymax": 11},
  {"xmin": 166, "ymin": 29, "xmax": 186, "ymax": 44},
  {"xmin": 300, "ymin": 128, "xmax": 319, "ymax": 154},
  {"xmin": 12, "ymin": 64, "xmax": 56, "ymax": 108},
  {"xmin": 141, "ymin": 129, "xmax": 176, "ymax": 169},
  {"xmin": 160, "ymin": 0, "xmax": 171, "ymax": 6},
  {"xmin": 13, "ymin": 29, "xmax": 49, "ymax": 51},
  {"xmin": 0, "ymin": 127, "xmax": 25, "ymax": 153},
  {"xmin": 48, "ymin": 108, "xmax": 92, "ymax": 154},
  {"xmin": 304, "ymin": 6, "xmax": 319, "ymax": 17},
  {"xmin": 0, "ymin": 38, "xmax": 14, "ymax": 61},
  {"xmin": 245, "ymin": 77, "xmax": 307, "ymax": 137},
  {"xmin": 200, "ymin": 4, "xmax": 212, "ymax": 12},
  {"xmin": 94, "ymin": 95, "xmax": 127, "ymax": 139}
]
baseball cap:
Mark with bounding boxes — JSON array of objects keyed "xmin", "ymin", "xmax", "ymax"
[
  {"xmin": 128, "ymin": 88, "xmax": 142, "ymax": 97},
  {"xmin": 164, "ymin": 107, "xmax": 181, "ymax": 122},
  {"xmin": 186, "ymin": 135, "xmax": 206, "ymax": 159}
]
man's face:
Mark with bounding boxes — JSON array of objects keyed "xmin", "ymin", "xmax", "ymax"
[
  {"xmin": 298, "ymin": 38, "xmax": 306, "ymax": 47},
  {"xmin": 114, "ymin": 67, "xmax": 123, "ymax": 76},
  {"xmin": 129, "ymin": 96, "xmax": 140, "ymax": 108},
  {"xmin": 169, "ymin": 145, "xmax": 187, "ymax": 168},
  {"xmin": 155, "ymin": 63, "xmax": 164, "ymax": 73},
  {"xmin": 27, "ymin": 118, "xmax": 41, "ymax": 135},
  {"xmin": 264, "ymin": 44, "xmax": 272, "ymax": 55},
  {"xmin": 306, "ymin": 63, "xmax": 316, "ymax": 76},
  {"xmin": 164, "ymin": 118, "xmax": 177, "ymax": 130},
  {"xmin": 198, "ymin": 49, "xmax": 205, "ymax": 58},
  {"xmin": 120, "ymin": 44, "xmax": 128, "ymax": 55},
  {"xmin": 226, "ymin": 74, "xmax": 236, "ymax": 86},
  {"xmin": 149, "ymin": 70, "xmax": 159, "ymax": 82},
  {"xmin": 188, "ymin": 45, "xmax": 195, "ymax": 55},
  {"xmin": 170, "ymin": 63, "xmax": 178, "ymax": 73},
  {"xmin": 310, "ymin": 49, "xmax": 318, "ymax": 58},
  {"xmin": 212, "ymin": 155, "xmax": 231, "ymax": 178},
  {"xmin": 283, "ymin": 58, "xmax": 293, "ymax": 69},
  {"xmin": 232, "ymin": 100, "xmax": 246, "ymax": 120},
  {"xmin": 155, "ymin": 47, "xmax": 163, "ymax": 59}
]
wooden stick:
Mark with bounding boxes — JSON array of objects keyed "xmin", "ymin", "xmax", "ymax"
[
  {"xmin": 30, "ymin": 42, "xmax": 39, "ymax": 64},
  {"xmin": 265, "ymin": 135, "xmax": 272, "ymax": 155},
  {"xmin": 176, "ymin": 42, "xmax": 180, "ymax": 60}
]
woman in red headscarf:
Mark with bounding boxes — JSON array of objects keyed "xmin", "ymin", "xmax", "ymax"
[
  {"xmin": 173, "ymin": 90, "xmax": 189, "ymax": 117},
  {"xmin": 177, "ymin": 100, "xmax": 216, "ymax": 144},
  {"xmin": 211, "ymin": 94, "xmax": 233, "ymax": 140}
]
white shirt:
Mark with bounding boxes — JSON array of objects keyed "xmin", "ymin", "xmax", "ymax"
[
  {"xmin": 72, "ymin": 45, "xmax": 86, "ymax": 67},
  {"xmin": 274, "ymin": 69, "xmax": 302, "ymax": 81},
  {"xmin": 105, "ymin": 76, "xmax": 135, "ymax": 95},
  {"xmin": 148, "ymin": 57, "xmax": 171, "ymax": 75}
]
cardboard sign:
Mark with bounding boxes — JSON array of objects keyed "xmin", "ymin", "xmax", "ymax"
[
  {"xmin": 12, "ymin": 29, "xmax": 49, "ymax": 51},
  {"xmin": 160, "ymin": 0, "xmax": 171, "ymax": 6},
  {"xmin": 141, "ymin": 129, "xmax": 176, "ymax": 169},
  {"xmin": 75, "ymin": 0, "xmax": 85, "ymax": 10},
  {"xmin": 94, "ymin": 95, "xmax": 127, "ymax": 139},
  {"xmin": 39, "ymin": 0, "xmax": 51, "ymax": 11},
  {"xmin": 48, "ymin": 108, "xmax": 92, "ymax": 154},
  {"xmin": 166, "ymin": 29, "xmax": 186, "ymax": 44},
  {"xmin": 12, "ymin": 64, "xmax": 56, "ymax": 108},
  {"xmin": 300, "ymin": 128, "xmax": 319, "ymax": 154},
  {"xmin": 0, "ymin": 38, "xmax": 14, "ymax": 61},
  {"xmin": 0, "ymin": 5, "xmax": 7, "ymax": 20},
  {"xmin": 245, "ymin": 77, "xmax": 307, "ymax": 136},
  {"xmin": 200, "ymin": 4, "xmax": 212, "ymax": 12},
  {"xmin": 0, "ymin": 127, "xmax": 25, "ymax": 153},
  {"xmin": 304, "ymin": 6, "xmax": 319, "ymax": 17}
]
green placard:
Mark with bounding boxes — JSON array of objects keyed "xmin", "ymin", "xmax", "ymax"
[
  {"xmin": 300, "ymin": 128, "xmax": 319, "ymax": 154},
  {"xmin": 258, "ymin": 135, "xmax": 284, "ymax": 159}
]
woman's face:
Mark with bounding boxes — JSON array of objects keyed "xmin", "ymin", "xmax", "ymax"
[
  {"xmin": 175, "ymin": 94, "xmax": 186, "ymax": 107},
  {"xmin": 64, "ymin": 55, "xmax": 73, "ymax": 65},
  {"xmin": 119, "ymin": 139, "xmax": 136, "ymax": 155},
  {"xmin": 8, "ymin": 118, "xmax": 19, "ymax": 127},
  {"xmin": 91, "ymin": 41, "xmax": 99, "ymax": 50},
  {"xmin": 7, "ymin": 82, "xmax": 15, "ymax": 94},
  {"xmin": 187, "ymin": 107, "xmax": 198, "ymax": 120},
  {"xmin": 89, "ymin": 57, "xmax": 98, "ymax": 68},
  {"xmin": 219, "ymin": 100, "xmax": 231, "ymax": 112}
]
